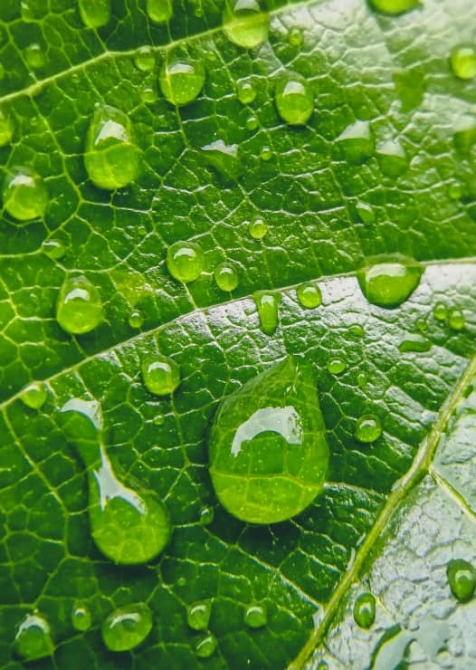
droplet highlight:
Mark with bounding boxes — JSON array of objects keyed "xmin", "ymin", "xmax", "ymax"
[
  {"xmin": 222, "ymin": 0, "xmax": 269, "ymax": 50},
  {"xmin": 296, "ymin": 282, "xmax": 322, "ymax": 309},
  {"xmin": 3, "ymin": 167, "xmax": 48, "ymax": 221},
  {"xmin": 159, "ymin": 59, "xmax": 205, "ymax": 106},
  {"xmin": 357, "ymin": 256, "xmax": 423, "ymax": 309},
  {"xmin": 102, "ymin": 603, "xmax": 153, "ymax": 652},
  {"xmin": 142, "ymin": 355, "xmax": 180, "ymax": 396},
  {"xmin": 275, "ymin": 76, "xmax": 313, "ymax": 126},
  {"xmin": 166, "ymin": 240, "xmax": 204, "ymax": 283},
  {"xmin": 353, "ymin": 593, "xmax": 376, "ymax": 629},
  {"xmin": 56, "ymin": 275, "xmax": 103, "ymax": 335}
]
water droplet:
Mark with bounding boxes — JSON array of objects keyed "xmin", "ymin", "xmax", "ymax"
[
  {"xmin": 246, "ymin": 114, "xmax": 259, "ymax": 131},
  {"xmin": 327, "ymin": 358, "xmax": 346, "ymax": 375},
  {"xmin": 60, "ymin": 399, "xmax": 171, "ymax": 564},
  {"xmin": 41, "ymin": 238, "xmax": 67, "ymax": 260},
  {"xmin": 296, "ymin": 282, "xmax": 322, "ymax": 309},
  {"xmin": 448, "ymin": 182, "xmax": 463, "ymax": 200},
  {"xmin": 244, "ymin": 603, "xmax": 267, "ymax": 629},
  {"xmin": 355, "ymin": 415, "xmax": 382, "ymax": 444},
  {"xmin": 357, "ymin": 372, "xmax": 367, "ymax": 388},
  {"xmin": 141, "ymin": 83, "xmax": 158, "ymax": 103},
  {"xmin": 415, "ymin": 318, "xmax": 428, "ymax": 332},
  {"xmin": 146, "ymin": 0, "xmax": 173, "ymax": 23},
  {"xmin": 19, "ymin": 381, "xmax": 47, "ymax": 409},
  {"xmin": 71, "ymin": 603, "xmax": 92, "ymax": 632},
  {"xmin": 14, "ymin": 613, "xmax": 54, "ymax": 661},
  {"xmin": 349, "ymin": 324, "xmax": 365, "ymax": 337},
  {"xmin": 222, "ymin": 0, "xmax": 269, "ymax": 50},
  {"xmin": 56, "ymin": 275, "xmax": 103, "ymax": 335},
  {"xmin": 237, "ymin": 79, "xmax": 256, "ymax": 104},
  {"xmin": 0, "ymin": 107, "xmax": 14, "ymax": 146},
  {"xmin": 450, "ymin": 45, "xmax": 476, "ymax": 81},
  {"xmin": 159, "ymin": 59, "xmax": 205, "ymax": 106},
  {"xmin": 353, "ymin": 593, "xmax": 376, "ymax": 629},
  {"xmin": 335, "ymin": 120, "xmax": 374, "ymax": 164},
  {"xmin": 398, "ymin": 334, "xmax": 431, "ymax": 353},
  {"xmin": 200, "ymin": 139, "xmax": 241, "ymax": 180},
  {"xmin": 356, "ymin": 201, "xmax": 375, "ymax": 224},
  {"xmin": 128, "ymin": 310, "xmax": 144, "ymax": 329},
  {"xmin": 166, "ymin": 240, "xmax": 204, "ymax": 283},
  {"xmin": 199, "ymin": 505, "xmax": 214, "ymax": 525},
  {"xmin": 287, "ymin": 27, "xmax": 303, "ymax": 47},
  {"xmin": 25, "ymin": 43, "xmax": 46, "ymax": 69},
  {"xmin": 208, "ymin": 357, "xmax": 329, "ymax": 524},
  {"xmin": 79, "ymin": 0, "xmax": 111, "ymax": 28},
  {"xmin": 368, "ymin": 0, "xmax": 418, "ymax": 15},
  {"xmin": 2, "ymin": 167, "xmax": 48, "ymax": 221},
  {"xmin": 195, "ymin": 633, "xmax": 218, "ymax": 658},
  {"xmin": 448, "ymin": 307, "xmax": 465, "ymax": 331},
  {"xmin": 187, "ymin": 601, "xmax": 212, "ymax": 631},
  {"xmin": 259, "ymin": 145, "xmax": 273, "ymax": 161},
  {"xmin": 253, "ymin": 291, "xmax": 280, "ymax": 335},
  {"xmin": 433, "ymin": 301, "xmax": 447, "ymax": 321},
  {"xmin": 142, "ymin": 356, "xmax": 180, "ymax": 396},
  {"xmin": 376, "ymin": 140, "xmax": 408, "ymax": 177},
  {"xmin": 275, "ymin": 76, "xmax": 313, "ymax": 126},
  {"xmin": 84, "ymin": 104, "xmax": 141, "ymax": 190},
  {"xmin": 453, "ymin": 114, "xmax": 476, "ymax": 154},
  {"xmin": 357, "ymin": 256, "xmax": 423, "ymax": 309},
  {"xmin": 447, "ymin": 558, "xmax": 476, "ymax": 602},
  {"xmin": 214, "ymin": 263, "xmax": 239, "ymax": 292},
  {"xmin": 134, "ymin": 46, "xmax": 155, "ymax": 72},
  {"xmin": 249, "ymin": 216, "xmax": 268, "ymax": 239},
  {"xmin": 102, "ymin": 603, "xmax": 153, "ymax": 651}
]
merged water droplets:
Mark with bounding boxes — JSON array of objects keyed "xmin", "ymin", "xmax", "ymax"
[
  {"xmin": 14, "ymin": 613, "xmax": 54, "ymax": 661},
  {"xmin": 357, "ymin": 255, "xmax": 423, "ymax": 309},
  {"xmin": 79, "ymin": 0, "xmax": 112, "ymax": 28},
  {"xmin": 146, "ymin": 0, "xmax": 173, "ymax": 23},
  {"xmin": 56, "ymin": 275, "xmax": 103, "ymax": 335},
  {"xmin": 159, "ymin": 58, "xmax": 205, "ymax": 106},
  {"xmin": 275, "ymin": 76, "xmax": 314, "ymax": 126},
  {"xmin": 3, "ymin": 167, "xmax": 48, "ymax": 221},
  {"xmin": 142, "ymin": 355, "xmax": 181, "ymax": 396},
  {"xmin": 222, "ymin": 0, "xmax": 269, "ymax": 50},
  {"xmin": 208, "ymin": 357, "xmax": 329, "ymax": 524},
  {"xmin": 102, "ymin": 603, "xmax": 153, "ymax": 651}
]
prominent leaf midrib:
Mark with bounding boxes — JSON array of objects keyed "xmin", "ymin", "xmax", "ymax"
[{"xmin": 289, "ymin": 348, "xmax": 476, "ymax": 669}]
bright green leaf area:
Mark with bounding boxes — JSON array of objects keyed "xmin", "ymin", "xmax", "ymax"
[{"xmin": 1, "ymin": 0, "xmax": 476, "ymax": 669}]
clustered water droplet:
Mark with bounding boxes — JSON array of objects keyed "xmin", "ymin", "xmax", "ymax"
[
  {"xmin": 14, "ymin": 613, "xmax": 54, "ymax": 661},
  {"xmin": 253, "ymin": 291, "xmax": 280, "ymax": 335},
  {"xmin": 71, "ymin": 603, "xmax": 92, "ymax": 632},
  {"xmin": 296, "ymin": 282, "xmax": 322, "ymax": 309},
  {"xmin": 249, "ymin": 216, "xmax": 268, "ymax": 239}
]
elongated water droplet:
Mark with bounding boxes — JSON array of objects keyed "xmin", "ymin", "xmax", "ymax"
[
  {"xmin": 287, "ymin": 27, "xmax": 303, "ymax": 47},
  {"xmin": 128, "ymin": 310, "xmax": 144, "ymax": 329},
  {"xmin": 357, "ymin": 255, "xmax": 423, "ymax": 309},
  {"xmin": 244, "ymin": 603, "xmax": 267, "ymax": 629},
  {"xmin": 41, "ymin": 238, "xmax": 67, "ymax": 260},
  {"xmin": 159, "ymin": 59, "xmax": 205, "ymax": 106},
  {"xmin": 102, "ymin": 603, "xmax": 152, "ymax": 651},
  {"xmin": 60, "ymin": 399, "xmax": 171, "ymax": 564},
  {"xmin": 450, "ymin": 45, "xmax": 476, "ymax": 81},
  {"xmin": 0, "ymin": 107, "xmax": 14, "ymax": 146},
  {"xmin": 355, "ymin": 414, "xmax": 382, "ymax": 444},
  {"xmin": 448, "ymin": 307, "xmax": 465, "ymax": 331},
  {"xmin": 200, "ymin": 140, "xmax": 241, "ymax": 180},
  {"xmin": 79, "ymin": 0, "xmax": 111, "ymax": 28},
  {"xmin": 249, "ymin": 216, "xmax": 268, "ymax": 239},
  {"xmin": 356, "ymin": 201, "xmax": 375, "ymax": 224},
  {"xmin": 56, "ymin": 275, "xmax": 103, "ymax": 335},
  {"xmin": 447, "ymin": 558, "xmax": 476, "ymax": 602},
  {"xmin": 25, "ymin": 43, "xmax": 45, "ymax": 69},
  {"xmin": 335, "ymin": 120, "xmax": 374, "ymax": 164},
  {"xmin": 327, "ymin": 358, "xmax": 346, "ymax": 375},
  {"xmin": 19, "ymin": 381, "xmax": 47, "ymax": 409},
  {"xmin": 376, "ymin": 140, "xmax": 408, "ymax": 177},
  {"xmin": 368, "ymin": 0, "xmax": 418, "ymax": 15},
  {"xmin": 353, "ymin": 593, "xmax": 376, "ymax": 629},
  {"xmin": 199, "ymin": 505, "xmax": 214, "ymax": 525},
  {"xmin": 214, "ymin": 263, "xmax": 239, "ymax": 291},
  {"xmin": 187, "ymin": 601, "xmax": 212, "ymax": 631},
  {"xmin": 142, "ymin": 355, "xmax": 180, "ymax": 396},
  {"xmin": 433, "ymin": 301, "xmax": 447, "ymax": 321},
  {"xmin": 3, "ymin": 167, "xmax": 48, "ymax": 221},
  {"xmin": 222, "ymin": 0, "xmax": 269, "ymax": 49},
  {"xmin": 146, "ymin": 0, "xmax": 173, "ymax": 22},
  {"xmin": 84, "ymin": 104, "xmax": 141, "ymax": 190},
  {"xmin": 195, "ymin": 633, "xmax": 218, "ymax": 658},
  {"xmin": 237, "ymin": 79, "xmax": 256, "ymax": 104},
  {"xmin": 208, "ymin": 357, "xmax": 329, "ymax": 524},
  {"xmin": 296, "ymin": 282, "xmax": 322, "ymax": 309},
  {"xmin": 71, "ymin": 603, "xmax": 92, "ymax": 632},
  {"xmin": 14, "ymin": 613, "xmax": 54, "ymax": 661},
  {"xmin": 166, "ymin": 240, "xmax": 204, "ymax": 283},
  {"xmin": 275, "ymin": 76, "xmax": 313, "ymax": 126},
  {"xmin": 253, "ymin": 291, "xmax": 280, "ymax": 335},
  {"xmin": 398, "ymin": 334, "xmax": 431, "ymax": 353},
  {"xmin": 134, "ymin": 46, "xmax": 155, "ymax": 72}
]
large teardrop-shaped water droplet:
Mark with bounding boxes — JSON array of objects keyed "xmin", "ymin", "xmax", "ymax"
[
  {"xmin": 376, "ymin": 140, "xmax": 409, "ymax": 177},
  {"xmin": 102, "ymin": 603, "xmax": 153, "ymax": 651},
  {"xmin": 368, "ymin": 0, "xmax": 418, "ymax": 15},
  {"xmin": 79, "ymin": 0, "xmax": 111, "ymax": 28},
  {"xmin": 146, "ymin": 0, "xmax": 173, "ymax": 23},
  {"xmin": 334, "ymin": 120, "xmax": 374, "ymax": 164},
  {"xmin": 2, "ymin": 167, "xmax": 48, "ymax": 221},
  {"xmin": 14, "ymin": 613, "xmax": 54, "ymax": 661},
  {"xmin": 84, "ymin": 104, "xmax": 141, "ymax": 190},
  {"xmin": 275, "ymin": 76, "xmax": 314, "ymax": 126},
  {"xmin": 222, "ymin": 0, "xmax": 269, "ymax": 49},
  {"xmin": 253, "ymin": 290, "xmax": 281, "ymax": 335},
  {"xmin": 208, "ymin": 357, "xmax": 329, "ymax": 524},
  {"xmin": 56, "ymin": 275, "xmax": 103, "ymax": 335},
  {"xmin": 159, "ymin": 58, "xmax": 205, "ymax": 106},
  {"xmin": 60, "ymin": 399, "xmax": 171, "ymax": 564},
  {"xmin": 357, "ymin": 255, "xmax": 423, "ymax": 309}
]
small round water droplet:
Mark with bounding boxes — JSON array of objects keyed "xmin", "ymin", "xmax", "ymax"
[
  {"xmin": 244, "ymin": 603, "xmax": 267, "ymax": 629},
  {"xmin": 353, "ymin": 593, "xmax": 376, "ymax": 629},
  {"xmin": 237, "ymin": 80, "xmax": 256, "ymax": 104},
  {"xmin": 134, "ymin": 46, "xmax": 155, "ymax": 72},
  {"xmin": 19, "ymin": 381, "xmax": 47, "ymax": 409},
  {"xmin": 260, "ymin": 145, "xmax": 273, "ymax": 161},
  {"xmin": 25, "ymin": 43, "xmax": 46, "ymax": 69},
  {"xmin": 447, "ymin": 558, "xmax": 476, "ymax": 602},
  {"xmin": 222, "ymin": 0, "xmax": 269, "ymax": 49},
  {"xmin": 327, "ymin": 358, "xmax": 346, "ymax": 375},
  {"xmin": 246, "ymin": 114, "xmax": 259, "ymax": 131},
  {"xmin": 3, "ymin": 167, "xmax": 48, "ymax": 221},
  {"xmin": 14, "ymin": 613, "xmax": 54, "ymax": 661},
  {"xmin": 433, "ymin": 302, "xmax": 448, "ymax": 321},
  {"xmin": 71, "ymin": 604, "xmax": 92, "ymax": 632},
  {"xmin": 249, "ymin": 216, "xmax": 268, "ymax": 239},
  {"xmin": 159, "ymin": 59, "xmax": 205, "ymax": 106},
  {"xmin": 214, "ymin": 263, "xmax": 239, "ymax": 292},
  {"xmin": 79, "ymin": 0, "xmax": 111, "ymax": 28},
  {"xmin": 349, "ymin": 324, "xmax": 365, "ymax": 337},
  {"xmin": 368, "ymin": 0, "xmax": 418, "ymax": 15},
  {"xmin": 448, "ymin": 307, "xmax": 465, "ymax": 331},
  {"xmin": 128, "ymin": 310, "xmax": 144, "ymax": 329},
  {"xmin": 356, "ymin": 202, "xmax": 375, "ymax": 224},
  {"xmin": 275, "ymin": 76, "xmax": 313, "ymax": 126},
  {"xmin": 357, "ymin": 256, "xmax": 423, "ymax": 309},
  {"xmin": 102, "ymin": 603, "xmax": 152, "ymax": 652},
  {"xmin": 56, "ymin": 275, "xmax": 103, "ymax": 335},
  {"xmin": 142, "ymin": 355, "xmax": 180, "ymax": 396},
  {"xmin": 195, "ymin": 633, "xmax": 217, "ymax": 659},
  {"xmin": 187, "ymin": 601, "xmax": 212, "ymax": 631},
  {"xmin": 199, "ymin": 505, "xmax": 214, "ymax": 525},
  {"xmin": 448, "ymin": 182, "xmax": 463, "ymax": 200},
  {"xmin": 146, "ymin": 0, "xmax": 173, "ymax": 23},
  {"xmin": 0, "ymin": 107, "xmax": 14, "ymax": 146},
  {"xmin": 166, "ymin": 240, "xmax": 204, "ymax": 283},
  {"xmin": 41, "ymin": 238, "xmax": 67, "ymax": 260},
  {"xmin": 357, "ymin": 372, "xmax": 367, "ymax": 388},
  {"xmin": 141, "ymin": 84, "xmax": 158, "ymax": 103},
  {"xmin": 296, "ymin": 282, "xmax": 322, "ymax": 309},
  {"xmin": 355, "ymin": 415, "xmax": 382, "ymax": 444},
  {"xmin": 287, "ymin": 27, "xmax": 303, "ymax": 47},
  {"xmin": 450, "ymin": 45, "xmax": 476, "ymax": 81}
]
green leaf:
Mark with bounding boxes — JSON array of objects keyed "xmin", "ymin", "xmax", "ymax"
[{"xmin": 1, "ymin": 1, "xmax": 476, "ymax": 668}]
